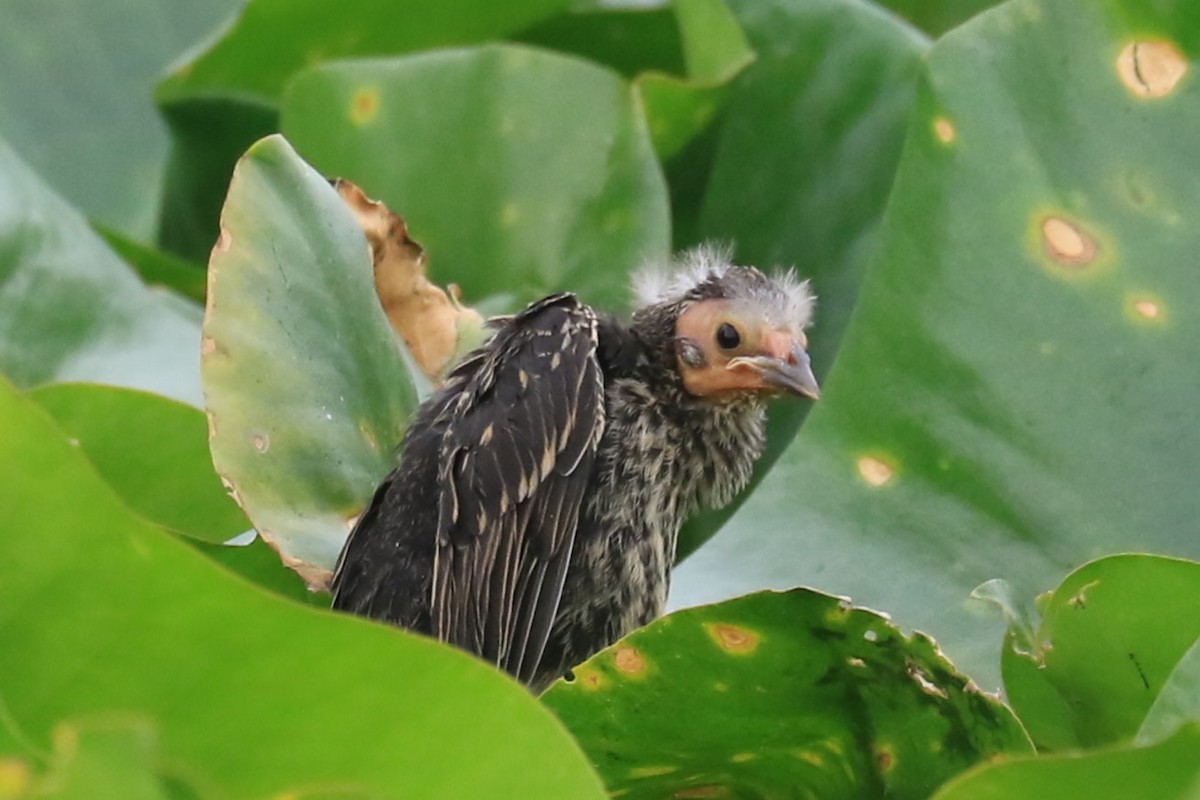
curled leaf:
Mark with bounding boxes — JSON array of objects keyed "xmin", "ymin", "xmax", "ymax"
[
  {"xmin": 203, "ymin": 135, "xmax": 418, "ymax": 589},
  {"xmin": 333, "ymin": 179, "xmax": 485, "ymax": 381}
]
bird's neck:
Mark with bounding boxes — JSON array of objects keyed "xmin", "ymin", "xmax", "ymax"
[{"xmin": 597, "ymin": 315, "xmax": 768, "ymax": 517}]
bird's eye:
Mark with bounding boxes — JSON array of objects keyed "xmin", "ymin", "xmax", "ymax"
[{"xmin": 715, "ymin": 322, "xmax": 741, "ymax": 350}]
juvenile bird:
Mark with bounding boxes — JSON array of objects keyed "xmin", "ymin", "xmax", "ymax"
[{"xmin": 331, "ymin": 246, "xmax": 819, "ymax": 691}]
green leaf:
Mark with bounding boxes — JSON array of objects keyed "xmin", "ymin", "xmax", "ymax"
[
  {"xmin": 157, "ymin": 97, "xmax": 280, "ymax": 262},
  {"xmin": 203, "ymin": 134, "xmax": 418, "ymax": 586},
  {"xmin": 674, "ymin": 0, "xmax": 928, "ymax": 558},
  {"xmin": 931, "ymin": 724, "xmax": 1200, "ymax": 800},
  {"xmin": 518, "ymin": 0, "xmax": 756, "ymax": 159},
  {"xmin": 154, "ymin": 0, "xmax": 574, "ymax": 261},
  {"xmin": 0, "ymin": 0, "xmax": 239, "ymax": 239},
  {"xmin": 0, "ymin": 376, "xmax": 606, "ymax": 798},
  {"xmin": 94, "ymin": 225, "xmax": 208, "ymax": 305},
  {"xmin": 544, "ymin": 589, "xmax": 1030, "ymax": 799},
  {"xmin": 1138, "ymin": 637, "xmax": 1200, "ymax": 745},
  {"xmin": 672, "ymin": 0, "xmax": 1200, "ymax": 691},
  {"xmin": 28, "ymin": 383, "xmax": 246, "ymax": 545},
  {"xmin": 873, "ymin": 0, "xmax": 1003, "ymax": 38},
  {"xmin": 634, "ymin": 0, "xmax": 756, "ymax": 159},
  {"xmin": 281, "ymin": 44, "xmax": 670, "ymax": 310},
  {"xmin": 33, "ymin": 717, "xmax": 192, "ymax": 800},
  {"xmin": 514, "ymin": 4, "xmax": 685, "ymax": 78},
  {"xmin": 674, "ymin": 0, "xmax": 754, "ymax": 82},
  {"xmin": 157, "ymin": 0, "xmax": 572, "ymax": 106},
  {"xmin": 1001, "ymin": 555, "xmax": 1200, "ymax": 750},
  {"xmin": 0, "ymin": 136, "xmax": 201, "ymax": 405},
  {"xmin": 190, "ymin": 533, "xmax": 322, "ymax": 607}
]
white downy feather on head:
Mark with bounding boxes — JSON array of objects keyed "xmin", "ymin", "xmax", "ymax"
[{"xmin": 633, "ymin": 243, "xmax": 816, "ymax": 330}]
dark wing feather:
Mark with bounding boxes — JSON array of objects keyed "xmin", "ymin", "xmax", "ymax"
[{"xmin": 427, "ymin": 294, "xmax": 604, "ymax": 681}]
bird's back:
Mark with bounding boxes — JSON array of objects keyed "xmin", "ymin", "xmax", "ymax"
[{"xmin": 330, "ymin": 294, "xmax": 606, "ymax": 685}]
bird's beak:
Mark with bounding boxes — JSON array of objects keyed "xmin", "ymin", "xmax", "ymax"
[
  {"xmin": 760, "ymin": 341, "xmax": 821, "ymax": 399},
  {"xmin": 728, "ymin": 332, "xmax": 820, "ymax": 400}
]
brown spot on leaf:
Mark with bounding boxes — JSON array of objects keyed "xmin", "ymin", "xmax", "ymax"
[
  {"xmin": 1134, "ymin": 300, "xmax": 1161, "ymax": 319},
  {"xmin": 1117, "ymin": 40, "xmax": 1188, "ymax": 98},
  {"xmin": 705, "ymin": 623, "xmax": 760, "ymax": 654},
  {"xmin": 200, "ymin": 337, "xmax": 216, "ymax": 357},
  {"xmin": 857, "ymin": 456, "xmax": 893, "ymax": 487},
  {"xmin": 580, "ymin": 669, "xmax": 604, "ymax": 690},
  {"xmin": 1041, "ymin": 216, "xmax": 1097, "ymax": 267},
  {"xmin": 1128, "ymin": 294, "xmax": 1166, "ymax": 325},
  {"xmin": 275, "ymin": 544, "xmax": 332, "ymax": 592},
  {"xmin": 877, "ymin": 747, "xmax": 894, "ymax": 771},
  {"xmin": 252, "ymin": 433, "xmax": 270, "ymax": 453},
  {"xmin": 334, "ymin": 180, "xmax": 484, "ymax": 380},
  {"xmin": 614, "ymin": 645, "xmax": 646, "ymax": 675},
  {"xmin": 212, "ymin": 226, "xmax": 231, "ymax": 254},
  {"xmin": 932, "ymin": 116, "xmax": 956, "ymax": 144},
  {"xmin": 350, "ymin": 88, "xmax": 380, "ymax": 125},
  {"xmin": 0, "ymin": 758, "xmax": 30, "ymax": 796}
]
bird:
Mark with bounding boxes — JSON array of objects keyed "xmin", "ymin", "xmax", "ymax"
[{"xmin": 330, "ymin": 245, "xmax": 819, "ymax": 692}]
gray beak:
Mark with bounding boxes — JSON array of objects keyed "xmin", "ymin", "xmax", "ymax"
[
  {"xmin": 729, "ymin": 340, "xmax": 820, "ymax": 400},
  {"xmin": 759, "ymin": 341, "xmax": 820, "ymax": 399}
]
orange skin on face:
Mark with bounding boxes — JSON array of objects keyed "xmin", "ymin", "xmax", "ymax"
[{"xmin": 673, "ymin": 299, "xmax": 808, "ymax": 399}]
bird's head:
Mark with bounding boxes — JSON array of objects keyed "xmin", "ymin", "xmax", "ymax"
[{"xmin": 632, "ymin": 246, "xmax": 820, "ymax": 403}]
